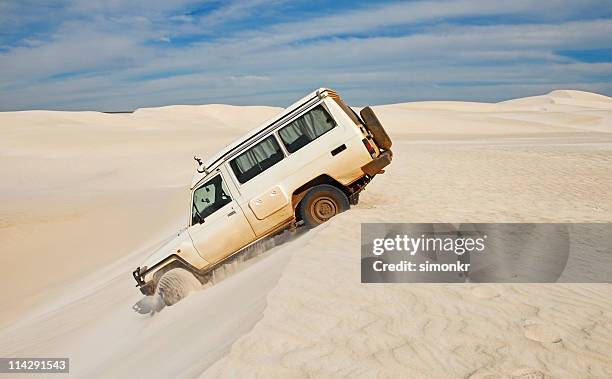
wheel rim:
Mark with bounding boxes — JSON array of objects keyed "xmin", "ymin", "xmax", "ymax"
[{"xmin": 310, "ymin": 195, "xmax": 338, "ymax": 223}]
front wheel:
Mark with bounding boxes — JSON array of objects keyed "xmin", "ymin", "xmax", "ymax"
[
  {"xmin": 298, "ymin": 184, "xmax": 350, "ymax": 228},
  {"xmin": 156, "ymin": 268, "xmax": 200, "ymax": 306}
]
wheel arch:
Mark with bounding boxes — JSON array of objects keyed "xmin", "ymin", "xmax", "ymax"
[
  {"xmin": 146, "ymin": 255, "xmax": 205, "ymax": 291},
  {"xmin": 291, "ymin": 174, "xmax": 349, "ymax": 213}
]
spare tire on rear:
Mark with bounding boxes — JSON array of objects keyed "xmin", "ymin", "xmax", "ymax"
[{"xmin": 360, "ymin": 106, "xmax": 392, "ymax": 150}]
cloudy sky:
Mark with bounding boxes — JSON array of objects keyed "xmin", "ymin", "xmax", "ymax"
[{"xmin": 1, "ymin": 0, "xmax": 611, "ymax": 111}]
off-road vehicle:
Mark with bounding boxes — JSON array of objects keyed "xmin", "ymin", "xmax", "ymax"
[{"xmin": 133, "ymin": 88, "xmax": 392, "ymax": 305}]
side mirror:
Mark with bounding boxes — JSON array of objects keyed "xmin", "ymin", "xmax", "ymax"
[
  {"xmin": 196, "ymin": 212, "xmax": 205, "ymax": 224},
  {"xmin": 193, "ymin": 205, "xmax": 205, "ymax": 224}
]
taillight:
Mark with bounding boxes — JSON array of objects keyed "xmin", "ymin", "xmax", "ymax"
[{"xmin": 362, "ymin": 138, "xmax": 376, "ymax": 157}]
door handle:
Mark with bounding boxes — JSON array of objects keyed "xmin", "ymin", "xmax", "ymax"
[
  {"xmin": 227, "ymin": 210, "xmax": 237, "ymax": 217},
  {"xmin": 331, "ymin": 144, "xmax": 347, "ymax": 156}
]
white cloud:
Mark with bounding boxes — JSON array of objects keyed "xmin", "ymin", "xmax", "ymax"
[{"xmin": 0, "ymin": 0, "xmax": 610, "ymax": 110}]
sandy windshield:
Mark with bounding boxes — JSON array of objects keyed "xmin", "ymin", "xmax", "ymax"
[{"xmin": 192, "ymin": 174, "xmax": 232, "ymax": 224}]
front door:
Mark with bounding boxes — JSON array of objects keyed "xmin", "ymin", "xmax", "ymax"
[{"xmin": 188, "ymin": 172, "xmax": 256, "ymax": 264}]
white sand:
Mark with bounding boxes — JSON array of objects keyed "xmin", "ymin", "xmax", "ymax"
[
  {"xmin": 0, "ymin": 105, "xmax": 287, "ymax": 377},
  {"xmin": 1, "ymin": 90, "xmax": 612, "ymax": 378}
]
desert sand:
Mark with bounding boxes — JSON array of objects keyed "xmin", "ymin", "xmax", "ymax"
[{"xmin": 1, "ymin": 90, "xmax": 611, "ymax": 378}]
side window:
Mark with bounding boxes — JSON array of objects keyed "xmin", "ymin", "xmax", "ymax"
[
  {"xmin": 192, "ymin": 174, "xmax": 232, "ymax": 224},
  {"xmin": 230, "ymin": 135, "xmax": 284, "ymax": 184},
  {"xmin": 278, "ymin": 105, "xmax": 336, "ymax": 153}
]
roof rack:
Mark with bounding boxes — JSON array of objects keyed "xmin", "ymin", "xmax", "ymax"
[{"xmin": 207, "ymin": 89, "xmax": 330, "ymax": 170}]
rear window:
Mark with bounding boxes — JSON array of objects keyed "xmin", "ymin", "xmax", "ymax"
[
  {"xmin": 230, "ymin": 135, "xmax": 284, "ymax": 184},
  {"xmin": 278, "ymin": 105, "xmax": 336, "ymax": 153},
  {"xmin": 333, "ymin": 98, "xmax": 362, "ymax": 125}
]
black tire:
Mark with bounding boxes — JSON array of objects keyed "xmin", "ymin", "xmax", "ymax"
[
  {"xmin": 360, "ymin": 106, "xmax": 392, "ymax": 150},
  {"xmin": 299, "ymin": 184, "xmax": 350, "ymax": 228},
  {"xmin": 156, "ymin": 268, "xmax": 200, "ymax": 306}
]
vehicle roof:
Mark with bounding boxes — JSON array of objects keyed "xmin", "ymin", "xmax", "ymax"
[{"xmin": 190, "ymin": 87, "xmax": 335, "ymax": 189}]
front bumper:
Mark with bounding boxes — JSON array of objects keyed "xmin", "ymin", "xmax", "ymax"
[
  {"xmin": 361, "ymin": 150, "xmax": 393, "ymax": 176},
  {"xmin": 133, "ymin": 267, "xmax": 155, "ymax": 295}
]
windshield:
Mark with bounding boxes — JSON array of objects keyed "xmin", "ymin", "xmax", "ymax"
[{"xmin": 192, "ymin": 174, "xmax": 232, "ymax": 224}]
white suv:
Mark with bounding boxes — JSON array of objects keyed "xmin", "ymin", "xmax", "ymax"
[{"xmin": 133, "ymin": 88, "xmax": 392, "ymax": 305}]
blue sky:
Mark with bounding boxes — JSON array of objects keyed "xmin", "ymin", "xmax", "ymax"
[{"xmin": 0, "ymin": 0, "xmax": 611, "ymax": 111}]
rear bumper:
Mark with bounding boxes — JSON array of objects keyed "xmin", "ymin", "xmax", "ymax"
[{"xmin": 361, "ymin": 150, "xmax": 393, "ymax": 176}]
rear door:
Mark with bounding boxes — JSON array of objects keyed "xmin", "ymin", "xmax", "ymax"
[{"xmin": 188, "ymin": 171, "xmax": 256, "ymax": 264}]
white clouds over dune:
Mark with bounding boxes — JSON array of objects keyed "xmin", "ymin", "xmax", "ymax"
[{"xmin": 0, "ymin": 0, "xmax": 611, "ymax": 110}]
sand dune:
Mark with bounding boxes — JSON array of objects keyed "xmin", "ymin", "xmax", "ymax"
[
  {"xmin": 1, "ymin": 91, "xmax": 611, "ymax": 378},
  {"xmin": 203, "ymin": 91, "xmax": 612, "ymax": 378},
  {"xmin": 0, "ymin": 104, "xmax": 280, "ymax": 325}
]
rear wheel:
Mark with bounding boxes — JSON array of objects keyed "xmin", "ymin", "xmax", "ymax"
[
  {"xmin": 299, "ymin": 184, "xmax": 350, "ymax": 228},
  {"xmin": 156, "ymin": 268, "xmax": 200, "ymax": 306},
  {"xmin": 360, "ymin": 106, "xmax": 392, "ymax": 150}
]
